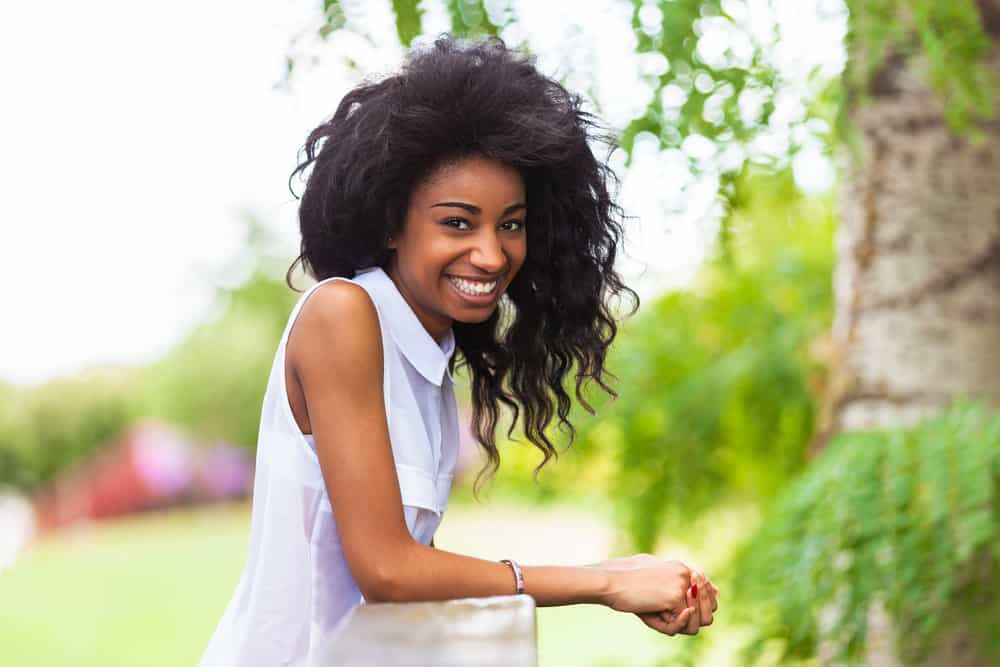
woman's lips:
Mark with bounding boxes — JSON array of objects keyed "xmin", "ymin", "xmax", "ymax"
[{"xmin": 445, "ymin": 274, "xmax": 501, "ymax": 305}]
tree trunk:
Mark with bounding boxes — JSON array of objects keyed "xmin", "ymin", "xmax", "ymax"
[
  {"xmin": 832, "ymin": 55, "xmax": 1000, "ymax": 434},
  {"xmin": 825, "ymin": 2, "xmax": 1000, "ymax": 664}
]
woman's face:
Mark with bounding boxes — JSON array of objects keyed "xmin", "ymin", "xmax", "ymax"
[{"xmin": 386, "ymin": 155, "xmax": 528, "ymax": 341}]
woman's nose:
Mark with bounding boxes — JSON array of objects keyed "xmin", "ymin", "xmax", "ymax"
[{"xmin": 470, "ymin": 231, "xmax": 507, "ymax": 273}]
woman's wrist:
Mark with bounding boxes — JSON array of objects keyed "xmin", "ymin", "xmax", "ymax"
[
  {"xmin": 589, "ymin": 566, "xmax": 616, "ymax": 606},
  {"xmin": 519, "ymin": 563, "xmax": 615, "ymax": 607}
]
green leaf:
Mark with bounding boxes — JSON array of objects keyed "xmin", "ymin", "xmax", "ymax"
[{"xmin": 391, "ymin": 0, "xmax": 424, "ymax": 47}]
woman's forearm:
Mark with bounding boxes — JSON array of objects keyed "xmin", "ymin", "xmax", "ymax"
[{"xmin": 366, "ymin": 541, "xmax": 612, "ymax": 607}]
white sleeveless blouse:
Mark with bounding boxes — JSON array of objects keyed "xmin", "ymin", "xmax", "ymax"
[{"xmin": 198, "ymin": 266, "xmax": 460, "ymax": 667}]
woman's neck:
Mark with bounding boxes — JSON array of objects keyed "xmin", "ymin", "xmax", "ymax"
[{"xmin": 383, "ymin": 261, "xmax": 453, "ymax": 344}]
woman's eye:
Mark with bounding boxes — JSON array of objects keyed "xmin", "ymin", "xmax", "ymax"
[
  {"xmin": 500, "ymin": 220, "xmax": 525, "ymax": 232},
  {"xmin": 443, "ymin": 218, "xmax": 471, "ymax": 230}
]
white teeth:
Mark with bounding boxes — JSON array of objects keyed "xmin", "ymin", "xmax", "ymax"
[{"xmin": 448, "ymin": 276, "xmax": 497, "ymax": 296}]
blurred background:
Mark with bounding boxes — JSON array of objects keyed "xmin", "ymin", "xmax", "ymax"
[{"xmin": 1, "ymin": 1, "xmax": 997, "ymax": 666}]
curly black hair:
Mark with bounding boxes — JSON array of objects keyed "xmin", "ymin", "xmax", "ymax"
[{"xmin": 288, "ymin": 34, "xmax": 638, "ymax": 489}]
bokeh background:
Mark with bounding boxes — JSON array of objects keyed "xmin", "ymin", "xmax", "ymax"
[{"xmin": 1, "ymin": 1, "xmax": 998, "ymax": 666}]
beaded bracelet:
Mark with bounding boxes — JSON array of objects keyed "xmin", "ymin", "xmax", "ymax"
[{"xmin": 499, "ymin": 558, "xmax": 525, "ymax": 594}]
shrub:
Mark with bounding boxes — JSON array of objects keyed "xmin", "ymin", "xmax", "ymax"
[{"xmin": 733, "ymin": 404, "xmax": 1000, "ymax": 665}]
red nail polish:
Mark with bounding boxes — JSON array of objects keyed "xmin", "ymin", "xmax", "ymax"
[{"xmin": 690, "ymin": 584, "xmax": 698, "ymax": 599}]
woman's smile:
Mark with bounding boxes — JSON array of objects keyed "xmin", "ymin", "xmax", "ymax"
[{"xmin": 444, "ymin": 273, "xmax": 501, "ymax": 305}]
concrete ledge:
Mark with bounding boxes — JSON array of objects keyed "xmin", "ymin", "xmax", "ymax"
[{"xmin": 309, "ymin": 594, "xmax": 537, "ymax": 666}]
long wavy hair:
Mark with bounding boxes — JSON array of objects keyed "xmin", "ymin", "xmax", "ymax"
[{"xmin": 288, "ymin": 35, "xmax": 638, "ymax": 489}]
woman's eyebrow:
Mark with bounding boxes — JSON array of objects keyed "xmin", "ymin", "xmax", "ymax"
[{"xmin": 430, "ymin": 201, "xmax": 527, "ymax": 215}]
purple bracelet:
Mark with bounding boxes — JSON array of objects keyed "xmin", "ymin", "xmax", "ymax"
[{"xmin": 499, "ymin": 559, "xmax": 525, "ymax": 594}]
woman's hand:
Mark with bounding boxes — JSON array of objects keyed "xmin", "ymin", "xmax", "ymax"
[
  {"xmin": 591, "ymin": 554, "xmax": 720, "ymax": 636},
  {"xmin": 636, "ymin": 570, "xmax": 719, "ymax": 636}
]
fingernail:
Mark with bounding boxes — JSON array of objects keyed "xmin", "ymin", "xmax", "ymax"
[{"xmin": 690, "ymin": 583, "xmax": 698, "ymax": 599}]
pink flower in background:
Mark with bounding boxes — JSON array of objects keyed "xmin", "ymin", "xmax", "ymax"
[
  {"xmin": 132, "ymin": 427, "xmax": 195, "ymax": 498},
  {"xmin": 198, "ymin": 442, "xmax": 254, "ymax": 499},
  {"xmin": 33, "ymin": 419, "xmax": 255, "ymax": 537}
]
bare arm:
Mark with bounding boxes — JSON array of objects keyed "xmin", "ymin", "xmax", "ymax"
[{"xmin": 289, "ymin": 281, "xmax": 708, "ymax": 627}]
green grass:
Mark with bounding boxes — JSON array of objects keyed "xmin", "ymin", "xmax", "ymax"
[
  {"xmin": 0, "ymin": 504, "xmax": 249, "ymax": 667},
  {"xmin": 0, "ymin": 500, "xmax": 753, "ymax": 667}
]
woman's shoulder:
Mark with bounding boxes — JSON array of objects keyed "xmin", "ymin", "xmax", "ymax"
[
  {"xmin": 302, "ymin": 279, "xmax": 376, "ymax": 321},
  {"xmin": 287, "ymin": 279, "xmax": 384, "ymax": 375}
]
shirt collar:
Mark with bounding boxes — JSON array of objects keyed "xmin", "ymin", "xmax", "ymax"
[{"xmin": 354, "ymin": 266, "xmax": 456, "ymax": 386}]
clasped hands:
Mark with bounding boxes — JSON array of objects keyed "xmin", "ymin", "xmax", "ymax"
[{"xmin": 591, "ymin": 553, "xmax": 719, "ymax": 636}]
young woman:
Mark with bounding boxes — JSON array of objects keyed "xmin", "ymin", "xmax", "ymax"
[{"xmin": 199, "ymin": 35, "xmax": 718, "ymax": 666}]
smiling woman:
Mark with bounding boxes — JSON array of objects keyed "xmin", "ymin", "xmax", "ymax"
[
  {"xmin": 387, "ymin": 156, "xmax": 528, "ymax": 339},
  {"xmin": 198, "ymin": 35, "xmax": 719, "ymax": 667},
  {"xmin": 286, "ymin": 35, "xmax": 641, "ymax": 484}
]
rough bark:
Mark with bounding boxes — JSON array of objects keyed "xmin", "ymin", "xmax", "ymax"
[
  {"xmin": 823, "ymin": 3, "xmax": 1000, "ymax": 665},
  {"xmin": 831, "ymin": 41, "xmax": 1000, "ymax": 436}
]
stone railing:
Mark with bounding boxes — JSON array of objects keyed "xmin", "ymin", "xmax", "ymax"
[{"xmin": 308, "ymin": 595, "xmax": 537, "ymax": 666}]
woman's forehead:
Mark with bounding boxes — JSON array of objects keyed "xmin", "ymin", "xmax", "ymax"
[{"xmin": 415, "ymin": 156, "xmax": 525, "ymax": 202}]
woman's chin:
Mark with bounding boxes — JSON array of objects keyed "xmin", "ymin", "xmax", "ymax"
[{"xmin": 449, "ymin": 306, "xmax": 500, "ymax": 324}]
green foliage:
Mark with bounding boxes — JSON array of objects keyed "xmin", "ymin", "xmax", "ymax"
[
  {"xmin": 135, "ymin": 271, "xmax": 299, "ymax": 449},
  {"xmin": 845, "ymin": 0, "xmax": 998, "ymax": 132},
  {"xmin": 389, "ymin": 0, "xmax": 503, "ymax": 45},
  {"xmin": 586, "ymin": 170, "xmax": 834, "ymax": 551},
  {"xmin": 623, "ymin": 0, "xmax": 779, "ymax": 160},
  {"xmin": 0, "ymin": 264, "xmax": 300, "ymax": 492},
  {"xmin": 301, "ymin": 1, "xmax": 783, "ymax": 168},
  {"xmin": 484, "ymin": 169, "xmax": 836, "ymax": 549},
  {"xmin": 446, "ymin": 0, "xmax": 503, "ymax": 38},
  {"xmin": 391, "ymin": 0, "xmax": 425, "ymax": 47},
  {"xmin": 0, "ymin": 371, "xmax": 139, "ymax": 491},
  {"xmin": 732, "ymin": 404, "xmax": 1000, "ymax": 666},
  {"xmin": 319, "ymin": 0, "xmax": 346, "ymax": 40}
]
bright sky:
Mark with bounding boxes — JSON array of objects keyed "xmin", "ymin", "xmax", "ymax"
[{"xmin": 0, "ymin": 0, "xmax": 844, "ymax": 387}]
